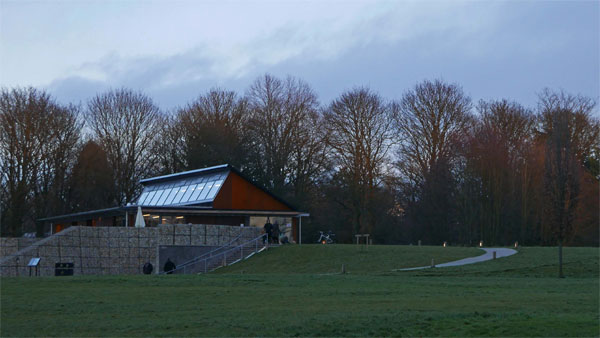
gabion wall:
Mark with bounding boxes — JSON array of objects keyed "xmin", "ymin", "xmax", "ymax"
[
  {"xmin": 0, "ymin": 238, "xmax": 41, "ymax": 259},
  {"xmin": 0, "ymin": 224, "xmax": 261, "ymax": 277}
]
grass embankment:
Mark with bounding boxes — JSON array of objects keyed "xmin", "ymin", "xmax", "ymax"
[
  {"xmin": 218, "ymin": 244, "xmax": 482, "ymax": 274},
  {"xmin": 1, "ymin": 246, "xmax": 598, "ymax": 337}
]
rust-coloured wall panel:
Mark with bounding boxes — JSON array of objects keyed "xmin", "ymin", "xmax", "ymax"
[
  {"xmin": 213, "ymin": 172, "xmax": 292, "ymax": 211},
  {"xmin": 213, "ymin": 173, "xmax": 233, "ymax": 209}
]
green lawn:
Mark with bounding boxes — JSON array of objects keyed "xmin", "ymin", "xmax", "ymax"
[
  {"xmin": 1, "ymin": 245, "xmax": 598, "ymax": 337},
  {"xmin": 218, "ymin": 244, "xmax": 482, "ymax": 274}
]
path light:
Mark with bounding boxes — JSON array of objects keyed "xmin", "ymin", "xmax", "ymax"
[
  {"xmin": 443, "ymin": 241, "xmax": 447, "ymax": 247},
  {"xmin": 479, "ymin": 240, "xmax": 483, "ymax": 247},
  {"xmin": 514, "ymin": 241, "xmax": 519, "ymax": 248}
]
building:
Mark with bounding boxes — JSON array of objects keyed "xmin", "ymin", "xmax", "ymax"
[{"xmin": 39, "ymin": 164, "xmax": 308, "ymax": 243}]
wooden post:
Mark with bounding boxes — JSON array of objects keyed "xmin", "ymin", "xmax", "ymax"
[
  {"xmin": 299, "ymin": 216, "xmax": 302, "ymax": 245},
  {"xmin": 558, "ymin": 241, "xmax": 564, "ymax": 278}
]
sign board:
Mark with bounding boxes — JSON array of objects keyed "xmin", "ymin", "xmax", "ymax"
[{"xmin": 27, "ymin": 258, "xmax": 40, "ymax": 267}]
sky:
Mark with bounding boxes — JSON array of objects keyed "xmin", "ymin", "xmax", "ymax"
[{"xmin": 1, "ymin": 0, "xmax": 599, "ymax": 112}]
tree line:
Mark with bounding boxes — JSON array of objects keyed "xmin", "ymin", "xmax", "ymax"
[{"xmin": 1, "ymin": 75, "xmax": 598, "ymax": 247}]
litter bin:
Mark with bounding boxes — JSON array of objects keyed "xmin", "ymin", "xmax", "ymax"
[{"xmin": 55, "ymin": 262, "xmax": 74, "ymax": 276}]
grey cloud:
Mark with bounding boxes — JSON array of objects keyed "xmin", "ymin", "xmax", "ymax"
[{"xmin": 44, "ymin": 1, "xmax": 598, "ymax": 112}]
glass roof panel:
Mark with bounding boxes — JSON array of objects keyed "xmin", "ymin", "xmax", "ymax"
[
  {"xmin": 164, "ymin": 188, "xmax": 177, "ymax": 205},
  {"xmin": 157, "ymin": 187, "xmax": 173, "ymax": 205},
  {"xmin": 188, "ymin": 183, "xmax": 205, "ymax": 202},
  {"xmin": 180, "ymin": 184, "xmax": 197, "ymax": 203},
  {"xmin": 162, "ymin": 188, "xmax": 179, "ymax": 205},
  {"xmin": 137, "ymin": 191, "xmax": 149, "ymax": 205},
  {"xmin": 149, "ymin": 189, "xmax": 164, "ymax": 205},
  {"xmin": 170, "ymin": 186, "xmax": 186, "ymax": 204},
  {"xmin": 139, "ymin": 169, "xmax": 230, "ymax": 206},
  {"xmin": 205, "ymin": 180, "xmax": 223, "ymax": 200},
  {"xmin": 198, "ymin": 181, "xmax": 214, "ymax": 201},
  {"xmin": 142, "ymin": 191, "xmax": 156, "ymax": 205}
]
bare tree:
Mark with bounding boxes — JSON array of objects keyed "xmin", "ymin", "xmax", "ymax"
[
  {"xmin": 288, "ymin": 109, "xmax": 330, "ymax": 207},
  {"xmin": 395, "ymin": 79, "xmax": 472, "ymax": 243},
  {"xmin": 324, "ymin": 87, "xmax": 395, "ymax": 235},
  {"xmin": 396, "ymin": 79, "xmax": 473, "ymax": 187},
  {"xmin": 543, "ymin": 109, "xmax": 581, "ymax": 278},
  {"xmin": 538, "ymin": 89, "xmax": 599, "ymax": 163},
  {"xmin": 154, "ymin": 114, "xmax": 187, "ymax": 175},
  {"xmin": 176, "ymin": 88, "xmax": 249, "ymax": 171},
  {"xmin": 538, "ymin": 90, "xmax": 598, "ymax": 278},
  {"xmin": 245, "ymin": 74, "xmax": 322, "ymax": 197},
  {"xmin": 68, "ymin": 140, "xmax": 115, "ymax": 212},
  {"xmin": 467, "ymin": 99, "xmax": 536, "ymax": 244},
  {"xmin": 0, "ymin": 87, "xmax": 81, "ymax": 236},
  {"xmin": 87, "ymin": 89, "xmax": 162, "ymax": 205}
]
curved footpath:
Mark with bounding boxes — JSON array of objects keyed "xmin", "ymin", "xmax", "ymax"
[{"xmin": 397, "ymin": 248, "xmax": 518, "ymax": 271}]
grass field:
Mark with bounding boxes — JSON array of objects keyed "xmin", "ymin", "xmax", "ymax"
[{"xmin": 1, "ymin": 245, "xmax": 598, "ymax": 337}]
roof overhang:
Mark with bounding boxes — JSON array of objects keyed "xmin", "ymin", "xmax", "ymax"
[
  {"xmin": 139, "ymin": 164, "xmax": 229, "ymax": 185},
  {"xmin": 38, "ymin": 205, "xmax": 309, "ymax": 223}
]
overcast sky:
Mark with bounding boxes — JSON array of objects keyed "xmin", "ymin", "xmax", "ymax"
[{"xmin": 1, "ymin": 0, "xmax": 598, "ymax": 111}]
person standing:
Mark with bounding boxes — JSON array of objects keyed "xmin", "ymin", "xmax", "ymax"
[
  {"xmin": 272, "ymin": 223, "xmax": 280, "ymax": 244},
  {"xmin": 263, "ymin": 219, "xmax": 273, "ymax": 244},
  {"xmin": 164, "ymin": 258, "xmax": 176, "ymax": 274}
]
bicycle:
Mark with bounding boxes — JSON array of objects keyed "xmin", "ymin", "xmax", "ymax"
[{"xmin": 317, "ymin": 230, "xmax": 335, "ymax": 244}]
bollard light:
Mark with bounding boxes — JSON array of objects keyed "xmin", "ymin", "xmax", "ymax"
[
  {"xmin": 514, "ymin": 241, "xmax": 518, "ymax": 248},
  {"xmin": 479, "ymin": 240, "xmax": 483, "ymax": 247},
  {"xmin": 443, "ymin": 241, "xmax": 447, "ymax": 247}
]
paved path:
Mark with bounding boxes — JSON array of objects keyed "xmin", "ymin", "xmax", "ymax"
[{"xmin": 397, "ymin": 248, "xmax": 518, "ymax": 271}]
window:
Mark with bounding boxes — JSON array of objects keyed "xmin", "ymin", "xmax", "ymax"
[
  {"xmin": 149, "ymin": 189, "xmax": 164, "ymax": 205},
  {"xmin": 205, "ymin": 180, "xmax": 223, "ymax": 200},
  {"xmin": 163, "ymin": 187, "xmax": 180, "ymax": 205},
  {"xmin": 137, "ymin": 191, "xmax": 150, "ymax": 205},
  {"xmin": 140, "ymin": 170, "xmax": 230, "ymax": 206},
  {"xmin": 180, "ymin": 184, "xmax": 197, "ymax": 203},
  {"xmin": 142, "ymin": 191, "xmax": 155, "ymax": 205},
  {"xmin": 198, "ymin": 182, "xmax": 214, "ymax": 200},
  {"xmin": 157, "ymin": 187, "xmax": 174, "ymax": 205},
  {"xmin": 188, "ymin": 183, "xmax": 205, "ymax": 202}
]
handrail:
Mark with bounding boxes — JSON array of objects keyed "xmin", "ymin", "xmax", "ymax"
[
  {"xmin": 168, "ymin": 233, "xmax": 243, "ymax": 269},
  {"xmin": 166, "ymin": 233, "xmax": 267, "ymax": 274},
  {"xmin": 159, "ymin": 233, "xmax": 244, "ymax": 275}
]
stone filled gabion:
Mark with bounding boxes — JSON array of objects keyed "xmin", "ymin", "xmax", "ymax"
[{"xmin": 0, "ymin": 224, "xmax": 258, "ymax": 277}]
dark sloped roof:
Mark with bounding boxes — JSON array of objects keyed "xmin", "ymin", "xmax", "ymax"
[
  {"xmin": 136, "ymin": 164, "xmax": 297, "ymax": 210},
  {"xmin": 140, "ymin": 164, "xmax": 229, "ymax": 184}
]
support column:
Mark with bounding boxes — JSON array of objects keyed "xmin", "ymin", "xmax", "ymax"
[{"xmin": 299, "ymin": 216, "xmax": 302, "ymax": 245}]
